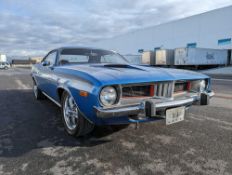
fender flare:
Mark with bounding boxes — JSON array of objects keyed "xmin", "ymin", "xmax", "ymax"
[{"xmin": 56, "ymin": 84, "xmax": 94, "ymax": 124}]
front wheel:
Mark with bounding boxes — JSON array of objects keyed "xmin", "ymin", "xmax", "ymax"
[
  {"xmin": 33, "ymin": 80, "xmax": 45, "ymax": 100},
  {"xmin": 61, "ymin": 92, "xmax": 94, "ymax": 137}
]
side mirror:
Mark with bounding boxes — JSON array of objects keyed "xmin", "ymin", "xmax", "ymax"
[{"xmin": 42, "ymin": 61, "xmax": 50, "ymax": 66}]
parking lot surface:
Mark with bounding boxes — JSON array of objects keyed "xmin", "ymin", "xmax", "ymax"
[{"xmin": 0, "ymin": 68, "xmax": 232, "ymax": 175}]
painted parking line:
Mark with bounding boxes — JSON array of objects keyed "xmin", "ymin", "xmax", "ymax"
[
  {"xmin": 214, "ymin": 95, "xmax": 232, "ymax": 100},
  {"xmin": 15, "ymin": 79, "xmax": 31, "ymax": 90},
  {"xmin": 189, "ymin": 113, "xmax": 232, "ymax": 127},
  {"xmin": 212, "ymin": 78, "xmax": 232, "ymax": 82}
]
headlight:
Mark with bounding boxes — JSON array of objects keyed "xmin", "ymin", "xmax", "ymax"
[
  {"xmin": 199, "ymin": 80, "xmax": 206, "ymax": 92},
  {"xmin": 100, "ymin": 86, "xmax": 117, "ymax": 106},
  {"xmin": 191, "ymin": 80, "xmax": 206, "ymax": 92}
]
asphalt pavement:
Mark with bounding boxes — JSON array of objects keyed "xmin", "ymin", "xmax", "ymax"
[{"xmin": 0, "ymin": 68, "xmax": 232, "ymax": 175}]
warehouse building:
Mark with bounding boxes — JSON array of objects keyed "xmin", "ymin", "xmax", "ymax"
[{"xmin": 91, "ymin": 5, "xmax": 232, "ymax": 55}]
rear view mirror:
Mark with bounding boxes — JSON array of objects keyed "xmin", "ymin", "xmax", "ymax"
[{"xmin": 42, "ymin": 61, "xmax": 50, "ymax": 66}]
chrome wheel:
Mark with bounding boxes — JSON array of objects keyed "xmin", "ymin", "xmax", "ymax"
[{"xmin": 63, "ymin": 94, "xmax": 79, "ymax": 130}]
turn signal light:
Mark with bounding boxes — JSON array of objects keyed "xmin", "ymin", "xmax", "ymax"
[
  {"xmin": 80, "ymin": 91, "xmax": 88, "ymax": 97},
  {"xmin": 187, "ymin": 82, "xmax": 191, "ymax": 91},
  {"xmin": 150, "ymin": 85, "xmax": 155, "ymax": 96}
]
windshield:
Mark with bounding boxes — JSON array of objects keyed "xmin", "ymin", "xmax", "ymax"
[{"xmin": 59, "ymin": 48, "xmax": 128, "ymax": 65}]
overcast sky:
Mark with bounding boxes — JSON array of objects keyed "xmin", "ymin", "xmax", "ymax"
[{"xmin": 0, "ymin": 0, "xmax": 232, "ymax": 56}]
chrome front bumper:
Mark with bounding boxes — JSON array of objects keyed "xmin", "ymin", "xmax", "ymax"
[{"xmin": 94, "ymin": 91, "xmax": 214, "ymax": 118}]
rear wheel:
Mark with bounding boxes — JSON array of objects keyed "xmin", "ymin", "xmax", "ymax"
[
  {"xmin": 61, "ymin": 92, "xmax": 94, "ymax": 137},
  {"xmin": 33, "ymin": 80, "xmax": 45, "ymax": 100}
]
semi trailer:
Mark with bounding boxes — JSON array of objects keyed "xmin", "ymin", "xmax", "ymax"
[{"xmin": 174, "ymin": 48, "xmax": 228, "ymax": 66}]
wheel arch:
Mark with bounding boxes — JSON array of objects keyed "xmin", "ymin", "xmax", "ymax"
[
  {"xmin": 31, "ymin": 75, "xmax": 38, "ymax": 85},
  {"xmin": 56, "ymin": 86, "xmax": 80, "ymax": 107},
  {"xmin": 32, "ymin": 76, "xmax": 36, "ymax": 83},
  {"xmin": 57, "ymin": 87, "xmax": 65, "ymax": 102},
  {"xmin": 57, "ymin": 86, "xmax": 94, "ymax": 124}
]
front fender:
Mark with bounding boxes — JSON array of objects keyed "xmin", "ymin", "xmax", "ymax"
[{"xmin": 57, "ymin": 79, "xmax": 102, "ymax": 124}]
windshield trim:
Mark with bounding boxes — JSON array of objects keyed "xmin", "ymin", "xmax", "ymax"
[{"xmin": 57, "ymin": 48, "xmax": 128, "ymax": 65}]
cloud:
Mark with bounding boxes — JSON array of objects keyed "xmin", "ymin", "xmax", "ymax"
[{"xmin": 0, "ymin": 0, "xmax": 231, "ymax": 56}]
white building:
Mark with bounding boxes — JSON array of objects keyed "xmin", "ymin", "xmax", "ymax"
[{"xmin": 91, "ymin": 6, "xmax": 232, "ymax": 55}]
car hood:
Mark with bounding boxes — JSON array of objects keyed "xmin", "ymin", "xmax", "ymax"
[{"xmin": 57, "ymin": 64, "xmax": 208, "ymax": 85}]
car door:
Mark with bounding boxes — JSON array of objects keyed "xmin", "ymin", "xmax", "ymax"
[{"xmin": 37, "ymin": 51, "xmax": 59, "ymax": 99}]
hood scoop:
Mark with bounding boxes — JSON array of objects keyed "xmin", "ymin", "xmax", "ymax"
[
  {"xmin": 102, "ymin": 64, "xmax": 144, "ymax": 70},
  {"xmin": 103, "ymin": 64, "xmax": 130, "ymax": 68}
]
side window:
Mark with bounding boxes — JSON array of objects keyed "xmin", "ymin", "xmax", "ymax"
[
  {"xmin": 101, "ymin": 54, "xmax": 122, "ymax": 63},
  {"xmin": 44, "ymin": 52, "xmax": 57, "ymax": 66}
]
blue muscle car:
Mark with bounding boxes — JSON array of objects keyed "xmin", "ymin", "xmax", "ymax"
[{"xmin": 31, "ymin": 47, "xmax": 214, "ymax": 137}]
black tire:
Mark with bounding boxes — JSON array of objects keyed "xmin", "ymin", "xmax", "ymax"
[
  {"xmin": 61, "ymin": 91, "xmax": 94, "ymax": 137},
  {"xmin": 33, "ymin": 80, "xmax": 45, "ymax": 100},
  {"xmin": 4, "ymin": 66, "xmax": 8, "ymax": 70}
]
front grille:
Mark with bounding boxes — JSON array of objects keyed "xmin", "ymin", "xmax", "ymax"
[
  {"xmin": 154, "ymin": 82, "xmax": 173, "ymax": 97},
  {"xmin": 121, "ymin": 82, "xmax": 173, "ymax": 98},
  {"xmin": 174, "ymin": 81, "xmax": 190, "ymax": 93},
  {"xmin": 122, "ymin": 85, "xmax": 154, "ymax": 98}
]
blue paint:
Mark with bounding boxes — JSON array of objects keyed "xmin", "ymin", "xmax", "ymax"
[{"xmin": 31, "ymin": 47, "xmax": 210, "ymax": 125}]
